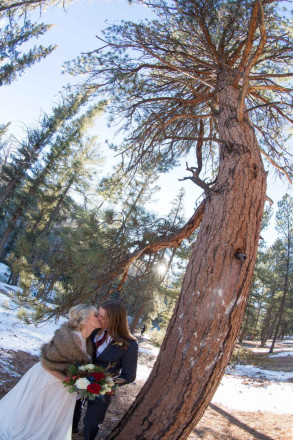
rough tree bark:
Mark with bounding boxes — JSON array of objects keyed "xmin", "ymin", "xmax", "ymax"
[{"xmin": 108, "ymin": 71, "xmax": 267, "ymax": 439}]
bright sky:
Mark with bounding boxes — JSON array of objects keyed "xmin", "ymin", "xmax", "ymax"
[{"xmin": 0, "ymin": 0, "xmax": 292, "ymax": 245}]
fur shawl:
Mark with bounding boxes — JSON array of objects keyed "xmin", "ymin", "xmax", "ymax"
[{"xmin": 41, "ymin": 323, "xmax": 94, "ymax": 374}]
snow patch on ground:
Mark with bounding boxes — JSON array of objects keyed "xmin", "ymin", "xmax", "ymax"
[
  {"xmin": 212, "ymin": 375, "xmax": 293, "ymax": 414},
  {"xmin": 269, "ymin": 351, "xmax": 293, "ymax": 357},
  {"xmin": 136, "ymin": 364, "xmax": 152, "ymax": 382},
  {"xmin": 0, "ymin": 287, "xmax": 65, "ymax": 356},
  {"xmin": 139, "ymin": 346, "xmax": 160, "ymax": 356},
  {"xmin": 0, "ymin": 263, "xmax": 10, "ymax": 283},
  {"xmin": 228, "ymin": 363, "xmax": 293, "ymax": 382}
]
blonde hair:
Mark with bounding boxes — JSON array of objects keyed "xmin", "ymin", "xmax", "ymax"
[{"xmin": 68, "ymin": 304, "xmax": 97, "ymax": 331}]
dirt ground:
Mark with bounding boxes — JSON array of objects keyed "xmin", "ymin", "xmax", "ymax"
[{"xmin": 1, "ymin": 339, "xmax": 292, "ymax": 440}]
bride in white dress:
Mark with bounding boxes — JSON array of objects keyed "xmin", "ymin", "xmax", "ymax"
[{"xmin": 0, "ymin": 304, "xmax": 99, "ymax": 440}]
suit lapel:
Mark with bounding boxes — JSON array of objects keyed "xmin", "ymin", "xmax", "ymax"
[{"xmin": 95, "ymin": 340, "xmax": 116, "ymax": 360}]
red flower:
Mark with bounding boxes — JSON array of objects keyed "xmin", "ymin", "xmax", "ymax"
[
  {"xmin": 91, "ymin": 372, "xmax": 105, "ymax": 381},
  {"xmin": 87, "ymin": 383, "xmax": 101, "ymax": 394}
]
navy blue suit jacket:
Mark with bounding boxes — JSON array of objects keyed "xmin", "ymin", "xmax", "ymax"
[{"xmin": 89, "ymin": 329, "xmax": 138, "ymax": 385}]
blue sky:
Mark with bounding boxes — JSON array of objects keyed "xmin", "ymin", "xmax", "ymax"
[{"xmin": 0, "ymin": 0, "xmax": 291, "ymax": 245}]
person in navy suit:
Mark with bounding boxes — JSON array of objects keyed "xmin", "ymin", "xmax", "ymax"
[{"xmin": 72, "ymin": 300, "xmax": 138, "ymax": 440}]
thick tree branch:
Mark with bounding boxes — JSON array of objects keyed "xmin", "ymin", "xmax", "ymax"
[
  {"xmin": 239, "ymin": 0, "xmax": 261, "ymax": 68},
  {"xmin": 0, "ymin": 0, "xmax": 45, "ymax": 12},
  {"xmin": 245, "ymin": 0, "xmax": 267, "ymax": 70},
  {"xmin": 237, "ymin": 0, "xmax": 267, "ymax": 122},
  {"xmin": 90, "ymin": 199, "xmax": 206, "ymax": 294}
]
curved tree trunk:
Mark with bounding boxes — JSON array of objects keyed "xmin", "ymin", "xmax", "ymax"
[{"xmin": 108, "ymin": 73, "xmax": 267, "ymax": 439}]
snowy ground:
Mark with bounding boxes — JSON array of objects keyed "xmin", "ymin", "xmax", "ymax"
[{"xmin": 0, "ymin": 275, "xmax": 292, "ymax": 415}]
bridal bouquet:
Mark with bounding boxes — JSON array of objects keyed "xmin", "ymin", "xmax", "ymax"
[{"xmin": 63, "ymin": 363, "xmax": 116, "ymax": 400}]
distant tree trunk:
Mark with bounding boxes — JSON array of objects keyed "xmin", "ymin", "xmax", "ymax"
[
  {"xmin": 267, "ymin": 320, "xmax": 276, "ymax": 340},
  {"xmin": 0, "ymin": 180, "xmax": 17, "ymax": 209},
  {"xmin": 0, "ymin": 159, "xmax": 61, "ymax": 257},
  {"xmin": 130, "ymin": 300, "xmax": 148, "ymax": 333},
  {"xmin": 280, "ymin": 324, "xmax": 288, "ymax": 339},
  {"xmin": 8, "ymin": 271, "xmax": 18, "ymax": 285},
  {"xmin": 260, "ymin": 304, "xmax": 274, "ymax": 346},
  {"xmin": 0, "ymin": 206, "xmax": 23, "ymax": 257},
  {"xmin": 32, "ymin": 179, "xmax": 73, "ymax": 265},
  {"xmin": 238, "ymin": 314, "xmax": 249, "ymax": 342},
  {"xmin": 0, "ymin": 140, "xmax": 43, "ymax": 211},
  {"xmin": 251, "ymin": 301, "xmax": 262, "ymax": 340},
  {"xmin": 269, "ymin": 254, "xmax": 289, "ymax": 353},
  {"xmin": 108, "ymin": 72, "xmax": 267, "ymax": 439},
  {"xmin": 41, "ymin": 273, "xmax": 60, "ymax": 300}
]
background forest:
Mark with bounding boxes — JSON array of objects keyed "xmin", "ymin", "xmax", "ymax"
[{"xmin": 0, "ymin": 0, "xmax": 292, "ymax": 350}]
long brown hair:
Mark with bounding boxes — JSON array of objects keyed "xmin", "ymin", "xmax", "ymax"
[{"xmin": 100, "ymin": 300, "xmax": 136, "ymax": 348}]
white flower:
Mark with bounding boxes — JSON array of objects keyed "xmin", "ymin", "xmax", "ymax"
[
  {"xmin": 85, "ymin": 364, "xmax": 95, "ymax": 370},
  {"xmin": 102, "ymin": 383, "xmax": 113, "ymax": 393},
  {"xmin": 75, "ymin": 378, "xmax": 90, "ymax": 390},
  {"xmin": 78, "ymin": 366, "xmax": 86, "ymax": 371},
  {"xmin": 106, "ymin": 378, "xmax": 114, "ymax": 387}
]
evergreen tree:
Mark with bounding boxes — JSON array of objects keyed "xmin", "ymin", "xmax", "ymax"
[
  {"xmin": 258, "ymin": 241, "xmax": 285, "ymax": 345},
  {"xmin": 0, "ymin": 99, "xmax": 105, "ymax": 257},
  {"xmin": 9, "ymin": 136, "xmax": 103, "ymax": 306},
  {"xmin": 0, "ymin": 123, "xmax": 13, "ymax": 172},
  {"xmin": 65, "ymin": 1, "xmax": 293, "ymax": 437},
  {"xmin": 0, "ymin": 17, "xmax": 56, "ymax": 86},
  {"xmin": 0, "ymin": 90, "xmax": 94, "ymax": 210}
]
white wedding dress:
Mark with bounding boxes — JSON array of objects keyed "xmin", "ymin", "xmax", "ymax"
[{"xmin": 0, "ymin": 332, "xmax": 87, "ymax": 440}]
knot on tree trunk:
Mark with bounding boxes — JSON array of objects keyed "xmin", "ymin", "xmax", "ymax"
[{"xmin": 235, "ymin": 248, "xmax": 247, "ymax": 261}]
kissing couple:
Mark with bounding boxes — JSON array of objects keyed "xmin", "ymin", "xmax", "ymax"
[{"xmin": 0, "ymin": 300, "xmax": 138, "ymax": 440}]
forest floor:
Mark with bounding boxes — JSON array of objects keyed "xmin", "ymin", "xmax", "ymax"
[{"xmin": 1, "ymin": 338, "xmax": 292, "ymax": 440}]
